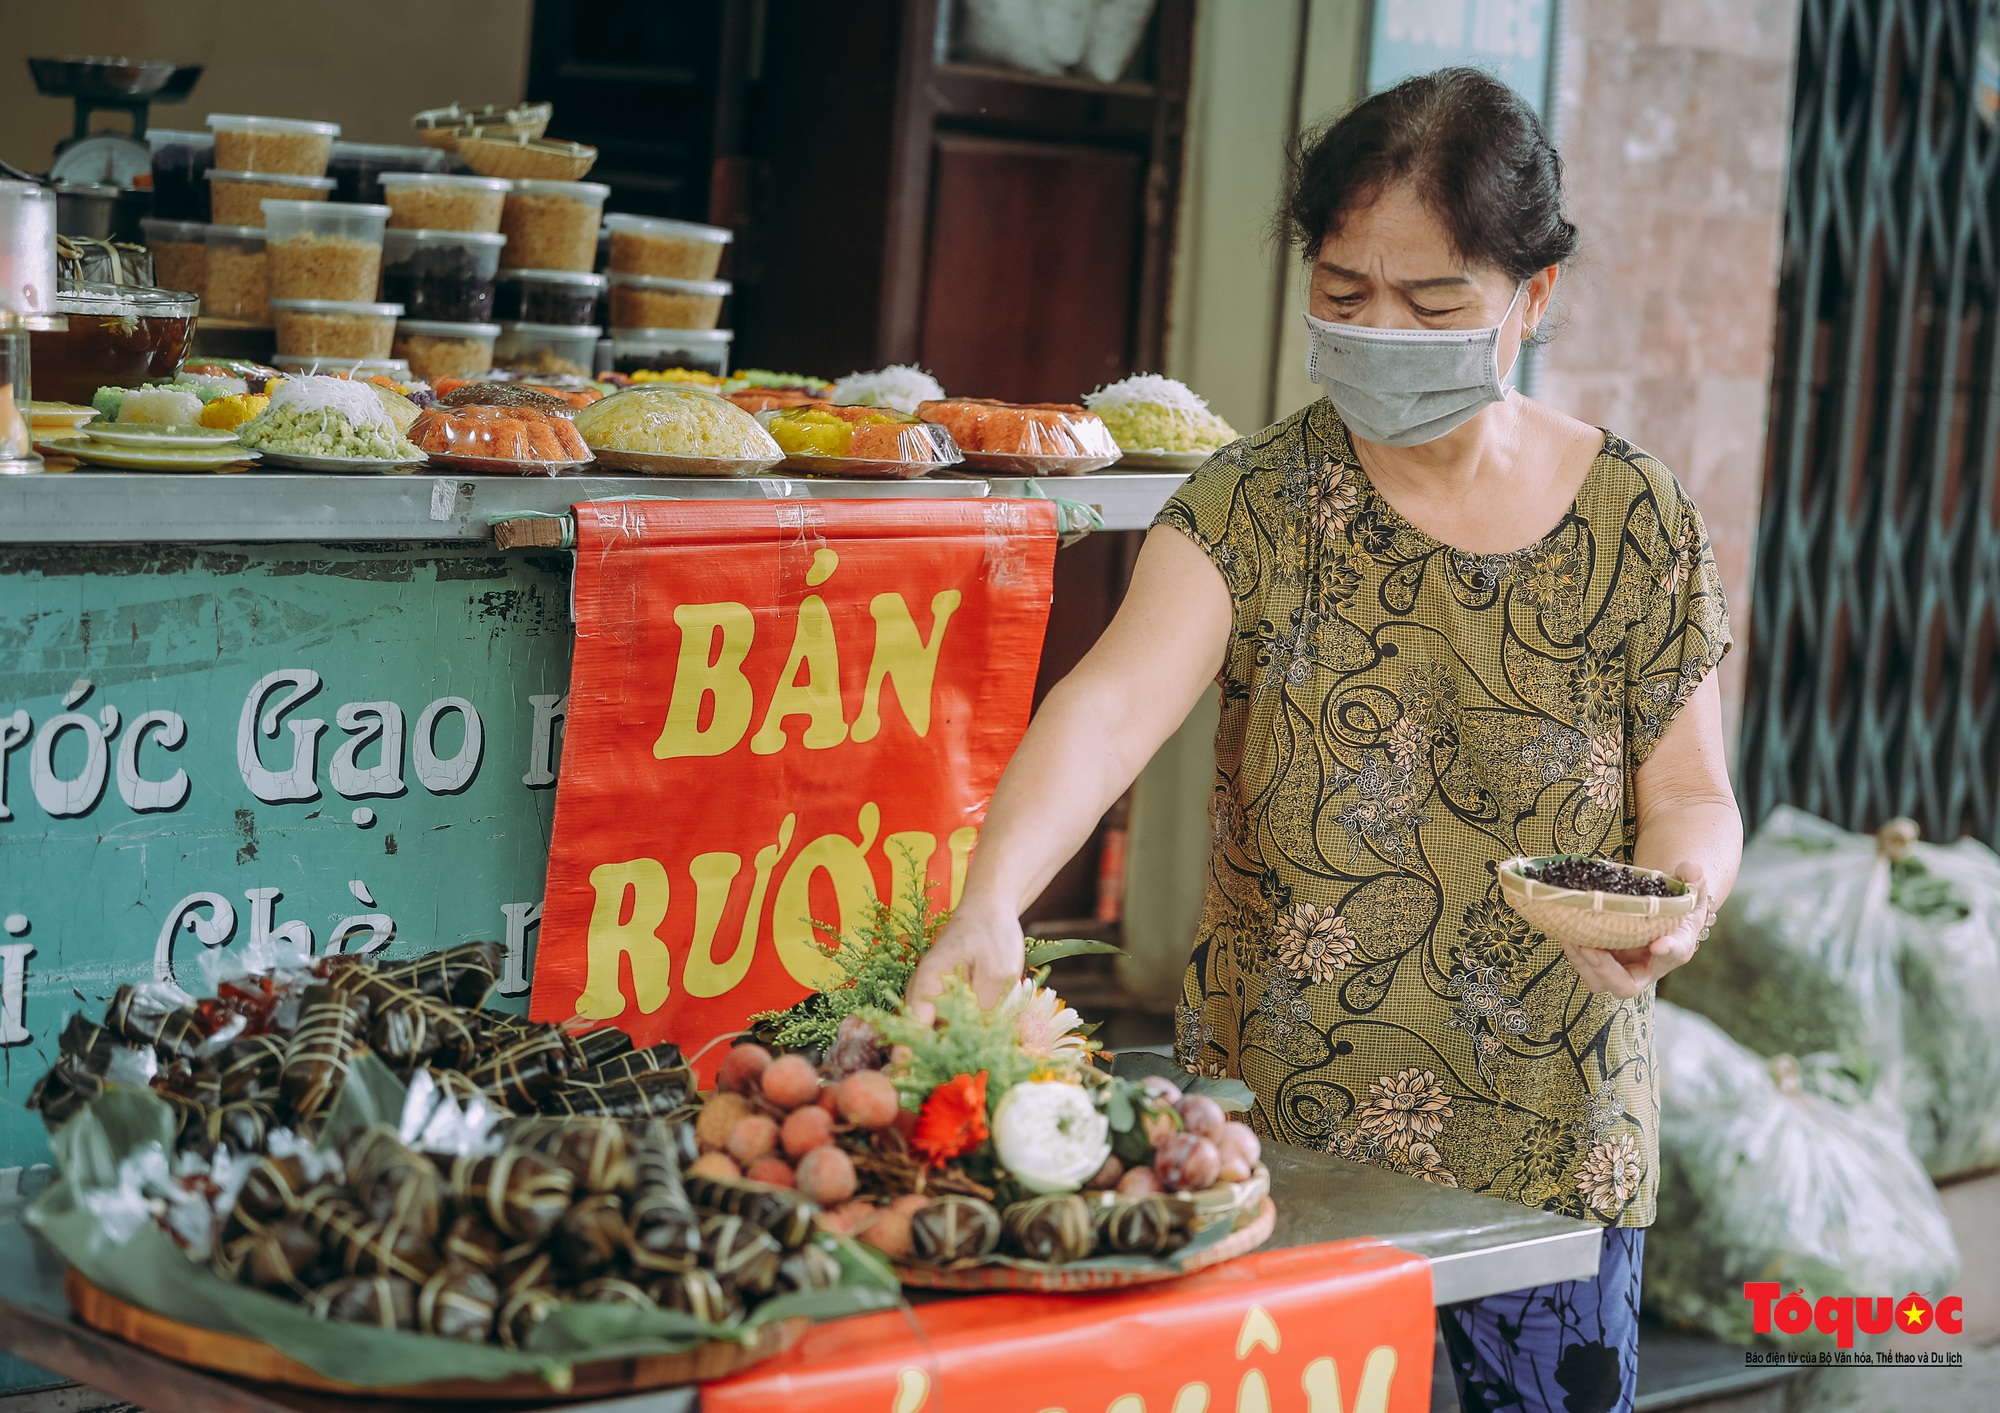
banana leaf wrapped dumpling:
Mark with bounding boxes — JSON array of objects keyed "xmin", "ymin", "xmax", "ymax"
[
  {"xmin": 910, "ymin": 1195, "xmax": 1002, "ymax": 1265},
  {"xmin": 418, "ymin": 1263, "xmax": 499, "ymax": 1342},
  {"xmin": 311, "ymin": 1274, "xmax": 419, "ymax": 1330},
  {"xmin": 1002, "ymin": 1194, "xmax": 1095, "ymax": 1264}
]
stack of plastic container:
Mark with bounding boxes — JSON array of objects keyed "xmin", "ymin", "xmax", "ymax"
[{"xmin": 601, "ymin": 214, "xmax": 734, "ymax": 378}]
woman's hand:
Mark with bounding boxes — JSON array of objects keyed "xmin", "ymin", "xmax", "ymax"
[
  {"xmin": 906, "ymin": 896, "xmax": 1025, "ymax": 1025},
  {"xmin": 1563, "ymin": 862, "xmax": 1707, "ymax": 999}
]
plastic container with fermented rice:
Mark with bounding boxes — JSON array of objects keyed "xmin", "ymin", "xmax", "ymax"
[
  {"xmin": 141, "ymin": 217, "xmax": 207, "ymax": 299},
  {"xmin": 206, "ymin": 114, "xmax": 339, "ymax": 176},
  {"xmin": 611, "ymin": 326, "xmax": 733, "ymax": 377},
  {"xmin": 499, "ymin": 180, "xmax": 608, "ymax": 271},
  {"xmin": 606, "ymin": 272, "xmax": 728, "ymax": 330},
  {"xmin": 146, "ymin": 129, "xmax": 214, "ymax": 221},
  {"xmin": 262, "ymin": 201, "xmax": 388, "ymax": 302},
  {"xmin": 495, "ymin": 268, "xmax": 603, "ymax": 325},
  {"xmin": 493, "ymin": 321, "xmax": 601, "ymax": 379},
  {"xmin": 379, "ymin": 172, "xmax": 511, "ymax": 235},
  {"xmin": 202, "ymin": 224, "xmax": 270, "ymax": 323},
  {"xmin": 270, "ymin": 298, "xmax": 402, "ymax": 359},
  {"xmin": 205, "ymin": 169, "xmax": 333, "ymax": 227},
  {"xmin": 328, "ymin": 141, "xmax": 445, "ymax": 204},
  {"xmin": 604, "ymin": 213, "xmax": 731, "ymax": 279},
  {"xmin": 379, "ymin": 229, "xmax": 506, "ymax": 322},
  {"xmin": 392, "ymin": 319, "xmax": 500, "ymax": 381}
]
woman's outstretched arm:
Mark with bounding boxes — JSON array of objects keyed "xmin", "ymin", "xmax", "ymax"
[{"xmin": 907, "ymin": 526, "xmax": 1232, "ymax": 1021}]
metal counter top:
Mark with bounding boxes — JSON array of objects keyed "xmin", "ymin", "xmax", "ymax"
[
  {"xmin": 0, "ymin": 472, "xmax": 1188, "ymax": 544},
  {"xmin": 0, "ymin": 1146, "xmax": 1599, "ymax": 1413}
]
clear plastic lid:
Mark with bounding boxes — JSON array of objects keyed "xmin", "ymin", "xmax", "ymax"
[
  {"xmin": 205, "ymin": 169, "xmax": 336, "ymax": 190},
  {"xmin": 506, "ymin": 179, "xmax": 611, "ymax": 202},
  {"xmin": 499, "ymin": 268, "xmax": 606, "ymax": 288},
  {"xmin": 382, "ymin": 228, "xmax": 509, "ymax": 249},
  {"xmin": 205, "ymin": 224, "xmax": 269, "ymax": 245},
  {"xmin": 379, "ymin": 172, "xmax": 514, "ymax": 194},
  {"xmin": 261, "ymin": 201, "xmax": 391, "ymax": 240},
  {"xmin": 140, "ymin": 217, "xmax": 208, "ymax": 242},
  {"xmin": 605, "ymin": 271, "xmax": 731, "ymax": 296},
  {"xmin": 603, "ymin": 213, "xmax": 733, "ymax": 245},
  {"xmin": 502, "ymin": 320, "xmax": 605, "ymax": 340},
  {"xmin": 269, "ymin": 298, "xmax": 405, "ymax": 318},
  {"xmin": 331, "ymin": 141, "xmax": 443, "ymax": 163},
  {"xmin": 611, "ymin": 327, "xmax": 734, "ymax": 346},
  {"xmin": 145, "ymin": 128, "xmax": 214, "ymax": 151},
  {"xmin": 207, "ymin": 114, "xmax": 341, "ymax": 137},
  {"xmin": 396, "ymin": 319, "xmax": 502, "ymax": 339},
  {"xmin": 758, "ymin": 403, "xmax": 963, "ymax": 478}
]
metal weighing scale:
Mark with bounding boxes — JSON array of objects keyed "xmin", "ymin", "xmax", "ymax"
[{"xmin": 25, "ymin": 55, "xmax": 203, "ymax": 240}]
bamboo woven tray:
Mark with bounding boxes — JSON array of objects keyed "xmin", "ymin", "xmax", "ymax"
[
  {"xmin": 64, "ymin": 1269, "xmax": 807, "ymax": 1401},
  {"xmin": 893, "ymin": 1196, "xmax": 1276, "ymax": 1293}
]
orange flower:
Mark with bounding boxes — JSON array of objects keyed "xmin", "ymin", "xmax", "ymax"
[{"xmin": 910, "ymin": 1071, "xmax": 990, "ymax": 1166}]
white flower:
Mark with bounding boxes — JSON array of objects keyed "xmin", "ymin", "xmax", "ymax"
[
  {"xmin": 1004, "ymin": 979, "xmax": 1090, "ymax": 1060},
  {"xmin": 990, "ymin": 1081, "xmax": 1112, "ymax": 1194}
]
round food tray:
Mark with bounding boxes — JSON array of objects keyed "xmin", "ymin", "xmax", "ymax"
[
  {"xmin": 65, "ymin": 1269, "xmax": 807, "ymax": 1401},
  {"xmin": 1497, "ymin": 855, "xmax": 1698, "ymax": 950},
  {"xmin": 777, "ymin": 453, "xmax": 945, "ymax": 480},
  {"xmin": 1112, "ymin": 449, "xmax": 1209, "ymax": 472},
  {"xmin": 589, "ymin": 449, "xmax": 784, "ymax": 477},
  {"xmin": 421, "ymin": 452, "xmax": 596, "ymax": 476},
  {"xmin": 893, "ymin": 1196, "xmax": 1275, "ymax": 1293},
  {"xmin": 257, "ymin": 450, "xmax": 429, "ymax": 475},
  {"xmin": 953, "ymin": 451, "xmax": 1121, "ymax": 477}
]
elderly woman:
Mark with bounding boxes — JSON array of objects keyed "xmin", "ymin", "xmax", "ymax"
[{"xmin": 911, "ymin": 68, "xmax": 1742, "ymax": 1413}]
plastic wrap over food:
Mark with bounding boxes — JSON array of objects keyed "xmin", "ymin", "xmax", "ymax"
[
  {"xmin": 759, "ymin": 402, "xmax": 964, "ymax": 478},
  {"xmin": 573, "ymin": 384, "xmax": 783, "ymax": 475},
  {"xmin": 1885, "ymin": 834, "xmax": 2000, "ymax": 1177},
  {"xmin": 916, "ymin": 398, "xmax": 1118, "ymax": 475},
  {"xmin": 1661, "ymin": 806, "xmax": 1904, "ymax": 1096},
  {"xmin": 408, "ymin": 403, "xmax": 591, "ymax": 473},
  {"xmin": 1645, "ymin": 1002, "xmax": 1959, "ymax": 1350}
]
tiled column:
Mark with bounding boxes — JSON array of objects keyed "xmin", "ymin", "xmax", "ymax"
[{"xmin": 1538, "ymin": 0, "xmax": 1803, "ymax": 752}]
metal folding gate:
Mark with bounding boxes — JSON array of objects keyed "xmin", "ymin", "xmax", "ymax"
[{"xmin": 1742, "ymin": 0, "xmax": 2000, "ymax": 843}]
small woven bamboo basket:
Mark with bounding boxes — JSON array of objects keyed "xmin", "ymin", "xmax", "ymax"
[
  {"xmin": 458, "ymin": 133, "xmax": 598, "ymax": 181},
  {"xmin": 412, "ymin": 101, "xmax": 553, "ymax": 152},
  {"xmin": 1497, "ymin": 856, "xmax": 1698, "ymax": 950}
]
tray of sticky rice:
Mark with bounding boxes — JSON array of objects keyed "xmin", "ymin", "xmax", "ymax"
[
  {"xmin": 916, "ymin": 398, "xmax": 1119, "ymax": 475},
  {"xmin": 757, "ymin": 403, "xmax": 962, "ymax": 478},
  {"xmin": 236, "ymin": 374, "xmax": 426, "ymax": 472},
  {"xmin": 1084, "ymin": 374, "xmax": 1238, "ymax": 470},
  {"xmin": 573, "ymin": 384, "xmax": 783, "ymax": 476}
]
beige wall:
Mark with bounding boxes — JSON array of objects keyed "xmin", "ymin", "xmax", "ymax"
[
  {"xmin": 0, "ymin": 0, "xmax": 530, "ymax": 171},
  {"xmin": 1165, "ymin": 0, "xmax": 1367, "ymax": 434},
  {"xmin": 1539, "ymin": 0, "xmax": 1801, "ymax": 747}
]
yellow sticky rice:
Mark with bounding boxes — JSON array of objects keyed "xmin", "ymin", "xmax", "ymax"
[{"xmin": 575, "ymin": 385, "xmax": 780, "ymax": 458}]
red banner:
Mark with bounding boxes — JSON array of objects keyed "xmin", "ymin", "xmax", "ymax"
[
  {"xmin": 705, "ymin": 1239, "xmax": 1436, "ymax": 1413},
  {"xmin": 531, "ymin": 498, "xmax": 1057, "ymax": 1073}
]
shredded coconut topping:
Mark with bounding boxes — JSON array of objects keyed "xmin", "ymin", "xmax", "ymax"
[
  {"xmin": 829, "ymin": 364, "xmax": 946, "ymax": 415},
  {"xmin": 1084, "ymin": 373, "xmax": 1213, "ymax": 415},
  {"xmin": 265, "ymin": 374, "xmax": 394, "ymax": 428}
]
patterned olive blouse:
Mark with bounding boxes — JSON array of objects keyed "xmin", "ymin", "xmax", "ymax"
[{"xmin": 1155, "ymin": 398, "xmax": 1730, "ymax": 1227}]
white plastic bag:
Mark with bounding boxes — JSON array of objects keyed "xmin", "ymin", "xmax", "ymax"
[
  {"xmin": 1889, "ymin": 835, "xmax": 2000, "ymax": 1177},
  {"xmin": 1645, "ymin": 1003, "xmax": 1959, "ymax": 1349},
  {"xmin": 1662, "ymin": 806, "xmax": 1903, "ymax": 1094}
]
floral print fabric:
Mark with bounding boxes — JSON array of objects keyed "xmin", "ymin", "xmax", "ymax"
[{"xmin": 1155, "ymin": 399, "xmax": 1730, "ymax": 1227}]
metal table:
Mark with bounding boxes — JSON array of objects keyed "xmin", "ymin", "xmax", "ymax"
[
  {"xmin": 0, "ymin": 472, "xmax": 1190, "ymax": 542},
  {"xmin": 0, "ymin": 1148, "xmax": 1598, "ymax": 1413}
]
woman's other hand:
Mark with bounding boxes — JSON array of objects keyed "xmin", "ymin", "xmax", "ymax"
[
  {"xmin": 907, "ymin": 897, "xmax": 1025, "ymax": 1025},
  {"xmin": 1563, "ymin": 861, "xmax": 1707, "ymax": 999}
]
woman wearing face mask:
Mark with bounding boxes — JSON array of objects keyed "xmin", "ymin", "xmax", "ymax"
[{"xmin": 909, "ymin": 67, "xmax": 1741, "ymax": 1413}]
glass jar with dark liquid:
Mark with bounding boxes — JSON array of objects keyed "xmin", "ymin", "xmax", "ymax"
[{"xmin": 30, "ymin": 284, "xmax": 198, "ymax": 406}]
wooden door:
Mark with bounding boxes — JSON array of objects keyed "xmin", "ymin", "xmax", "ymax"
[{"xmin": 916, "ymin": 134, "xmax": 1142, "ymax": 402}]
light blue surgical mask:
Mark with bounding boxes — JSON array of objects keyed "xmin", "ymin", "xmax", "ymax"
[{"xmin": 1303, "ymin": 283, "xmax": 1527, "ymax": 447}]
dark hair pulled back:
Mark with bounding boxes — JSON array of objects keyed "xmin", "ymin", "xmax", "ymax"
[{"xmin": 1282, "ymin": 67, "xmax": 1578, "ymax": 281}]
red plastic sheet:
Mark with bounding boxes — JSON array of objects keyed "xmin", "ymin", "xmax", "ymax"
[
  {"xmin": 531, "ymin": 499, "xmax": 1058, "ymax": 1076},
  {"xmin": 706, "ymin": 1238, "xmax": 1435, "ymax": 1413}
]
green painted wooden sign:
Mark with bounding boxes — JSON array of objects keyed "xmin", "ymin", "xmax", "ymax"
[{"xmin": 0, "ymin": 542, "xmax": 574, "ymax": 1170}]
